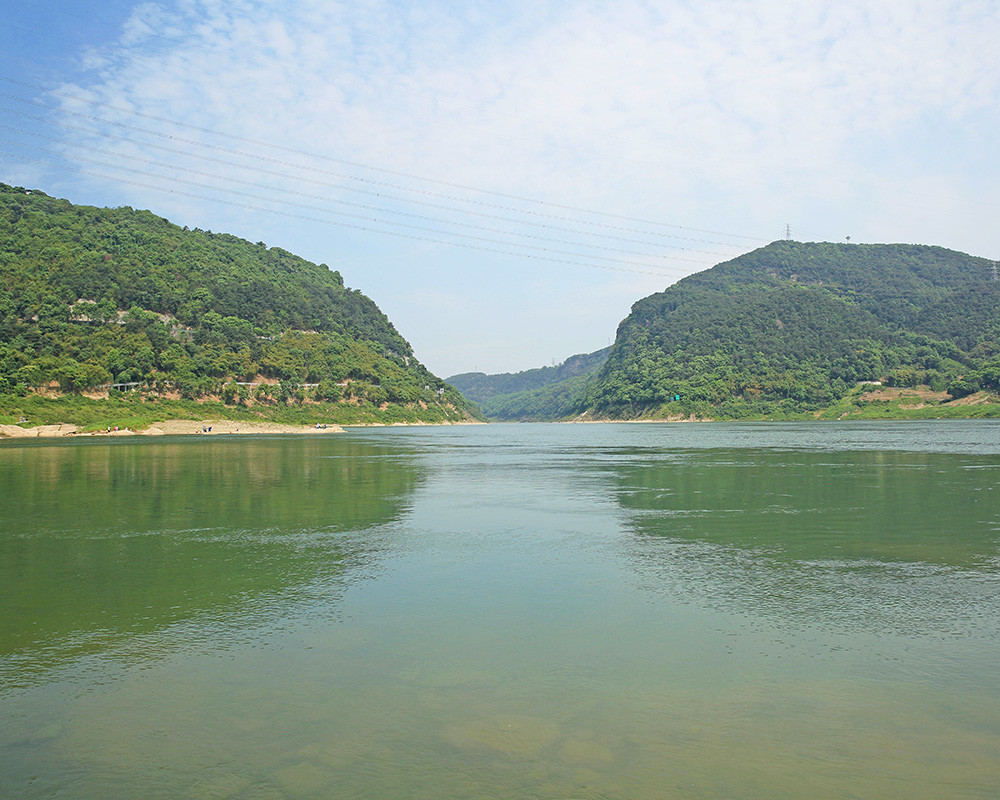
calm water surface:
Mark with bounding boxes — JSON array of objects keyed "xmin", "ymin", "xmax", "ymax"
[{"xmin": 2, "ymin": 421, "xmax": 999, "ymax": 799}]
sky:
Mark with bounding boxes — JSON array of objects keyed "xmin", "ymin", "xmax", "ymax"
[{"xmin": 2, "ymin": 0, "xmax": 999, "ymax": 378}]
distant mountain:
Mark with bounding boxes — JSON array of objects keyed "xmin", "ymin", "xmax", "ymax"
[
  {"xmin": 447, "ymin": 347, "xmax": 609, "ymax": 420},
  {"xmin": 447, "ymin": 347, "xmax": 609, "ymax": 402},
  {"xmin": 0, "ymin": 183, "xmax": 476, "ymax": 422},
  {"xmin": 579, "ymin": 240, "xmax": 1000, "ymax": 419}
]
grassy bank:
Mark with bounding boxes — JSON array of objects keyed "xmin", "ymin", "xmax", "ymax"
[
  {"xmin": 814, "ymin": 391, "xmax": 1000, "ymax": 420},
  {"xmin": 0, "ymin": 393, "xmax": 478, "ymax": 431},
  {"xmin": 575, "ymin": 386, "xmax": 1000, "ymax": 423}
]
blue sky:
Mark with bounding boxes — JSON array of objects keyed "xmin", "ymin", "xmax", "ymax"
[{"xmin": 2, "ymin": 0, "xmax": 999, "ymax": 377}]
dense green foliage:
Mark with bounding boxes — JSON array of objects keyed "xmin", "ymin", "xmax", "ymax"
[
  {"xmin": 583, "ymin": 241, "xmax": 1000, "ymax": 419},
  {"xmin": 470, "ymin": 371, "xmax": 596, "ymax": 421},
  {"xmin": 456, "ymin": 241, "xmax": 1000, "ymax": 421},
  {"xmin": 0, "ymin": 184, "xmax": 475, "ymax": 422},
  {"xmin": 446, "ymin": 347, "xmax": 608, "ymax": 420}
]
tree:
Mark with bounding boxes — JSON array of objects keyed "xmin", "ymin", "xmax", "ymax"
[{"xmin": 946, "ymin": 378, "xmax": 979, "ymax": 399}]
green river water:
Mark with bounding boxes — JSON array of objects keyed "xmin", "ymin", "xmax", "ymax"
[{"xmin": 2, "ymin": 421, "xmax": 999, "ymax": 799}]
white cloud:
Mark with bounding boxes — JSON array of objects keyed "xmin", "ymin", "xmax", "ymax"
[{"xmin": 34, "ymin": 0, "xmax": 1000, "ymax": 374}]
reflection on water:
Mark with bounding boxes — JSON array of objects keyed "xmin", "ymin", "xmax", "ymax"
[
  {"xmin": 614, "ymin": 447, "xmax": 1000, "ymax": 643},
  {"xmin": 616, "ymin": 448, "xmax": 1000, "ymax": 566},
  {"xmin": 0, "ymin": 437, "xmax": 423, "ymax": 682},
  {"xmin": 2, "ymin": 422, "xmax": 999, "ymax": 799}
]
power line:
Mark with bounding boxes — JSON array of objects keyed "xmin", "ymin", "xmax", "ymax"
[
  {"xmin": 0, "ymin": 91, "xmax": 760, "ymax": 254},
  {"xmin": 0, "ymin": 114, "xmax": 745, "ymax": 256},
  {"xmin": 0, "ymin": 75, "xmax": 770, "ymax": 281},
  {"xmin": 0, "ymin": 87, "xmax": 763, "ymax": 278},
  {"xmin": 4, "ymin": 8, "xmax": 997, "ymax": 222},
  {"xmin": 0, "ymin": 75, "xmax": 768, "ymax": 242},
  {"xmin": 1, "ymin": 137, "xmax": 736, "ymax": 267},
  {"xmin": 1, "ymin": 149, "xmax": 723, "ymax": 278}
]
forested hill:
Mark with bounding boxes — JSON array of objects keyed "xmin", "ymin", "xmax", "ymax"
[
  {"xmin": 446, "ymin": 347, "xmax": 609, "ymax": 422},
  {"xmin": 449, "ymin": 240, "xmax": 1000, "ymax": 422},
  {"xmin": 0, "ymin": 183, "xmax": 474, "ymax": 422},
  {"xmin": 447, "ymin": 347, "xmax": 609, "ymax": 403},
  {"xmin": 580, "ymin": 240, "xmax": 1000, "ymax": 419}
]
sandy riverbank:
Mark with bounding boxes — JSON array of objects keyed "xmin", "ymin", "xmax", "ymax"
[{"xmin": 0, "ymin": 419, "xmax": 344, "ymax": 439}]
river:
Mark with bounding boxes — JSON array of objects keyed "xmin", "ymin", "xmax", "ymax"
[{"xmin": 2, "ymin": 421, "xmax": 998, "ymax": 799}]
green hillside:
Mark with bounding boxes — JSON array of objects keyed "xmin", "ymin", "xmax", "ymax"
[
  {"xmin": 0, "ymin": 183, "xmax": 477, "ymax": 426},
  {"xmin": 446, "ymin": 347, "xmax": 608, "ymax": 420},
  {"xmin": 582, "ymin": 241, "xmax": 1000, "ymax": 419},
  {"xmin": 454, "ymin": 241, "xmax": 1000, "ymax": 422}
]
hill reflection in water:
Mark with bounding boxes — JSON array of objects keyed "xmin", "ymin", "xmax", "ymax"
[{"xmin": 0, "ymin": 436, "xmax": 424, "ymax": 682}]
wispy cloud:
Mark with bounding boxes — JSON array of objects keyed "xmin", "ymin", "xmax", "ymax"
[{"xmin": 12, "ymin": 0, "xmax": 1000, "ymax": 373}]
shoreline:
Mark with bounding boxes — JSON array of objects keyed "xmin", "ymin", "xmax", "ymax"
[
  {"xmin": 5, "ymin": 414, "xmax": 993, "ymax": 439},
  {"xmin": 0, "ymin": 419, "xmax": 346, "ymax": 439},
  {"xmin": 0, "ymin": 418, "xmax": 487, "ymax": 439}
]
